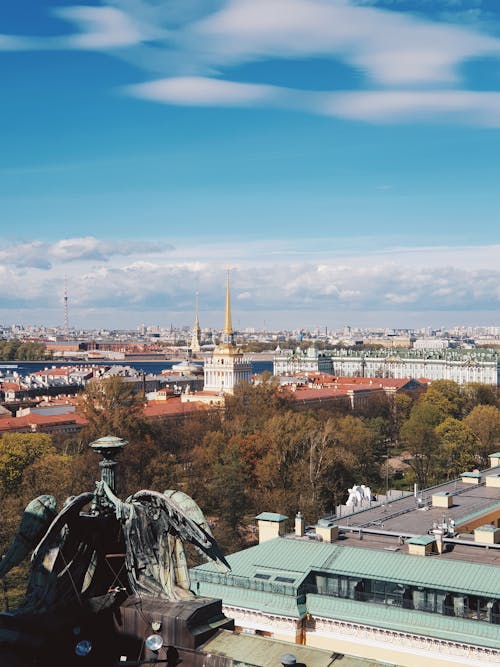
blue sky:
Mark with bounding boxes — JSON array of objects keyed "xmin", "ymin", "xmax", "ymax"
[{"xmin": 1, "ymin": 0, "xmax": 499, "ymax": 330}]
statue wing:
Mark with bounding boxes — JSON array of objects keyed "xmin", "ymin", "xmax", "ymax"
[
  {"xmin": 131, "ymin": 490, "xmax": 230, "ymax": 571},
  {"xmin": 31, "ymin": 492, "xmax": 94, "ymax": 564},
  {"xmin": 0, "ymin": 495, "xmax": 57, "ymax": 578},
  {"xmin": 163, "ymin": 489, "xmax": 214, "ymax": 536}
]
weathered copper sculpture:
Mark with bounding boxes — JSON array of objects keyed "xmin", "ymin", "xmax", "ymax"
[{"xmin": 0, "ymin": 435, "xmax": 232, "ymax": 666}]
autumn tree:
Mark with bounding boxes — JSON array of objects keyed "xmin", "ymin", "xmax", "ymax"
[
  {"xmin": 185, "ymin": 431, "xmax": 248, "ymax": 553},
  {"xmin": 461, "ymin": 383, "xmax": 498, "ymax": 416},
  {"xmin": 420, "ymin": 380, "xmax": 464, "ymax": 420},
  {"xmin": 81, "ymin": 376, "xmax": 149, "ymax": 442},
  {"xmin": 400, "ymin": 399, "xmax": 442, "ymax": 489},
  {"xmin": 21, "ymin": 453, "xmax": 74, "ymax": 506},
  {"xmin": 118, "ymin": 436, "xmax": 161, "ymax": 497},
  {"xmin": 0, "ymin": 433, "xmax": 55, "ymax": 496},
  {"xmin": 224, "ymin": 378, "xmax": 293, "ymax": 436},
  {"xmin": 253, "ymin": 411, "xmax": 314, "ymax": 516},
  {"xmin": 435, "ymin": 418, "xmax": 478, "ymax": 480},
  {"xmin": 464, "ymin": 404, "xmax": 500, "ymax": 467},
  {"xmin": 388, "ymin": 392, "xmax": 414, "ymax": 445}
]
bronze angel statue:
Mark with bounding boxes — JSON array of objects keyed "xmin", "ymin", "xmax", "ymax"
[{"xmin": 0, "ymin": 436, "xmax": 231, "ymax": 666}]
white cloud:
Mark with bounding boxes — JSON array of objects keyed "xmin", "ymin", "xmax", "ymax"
[
  {"xmin": 0, "ymin": 237, "xmax": 497, "ymax": 327},
  {"xmin": 192, "ymin": 0, "xmax": 500, "ymax": 85},
  {"xmin": 0, "ymin": 5, "xmax": 155, "ymax": 52},
  {"xmin": 0, "ymin": 237, "xmax": 174, "ymax": 269},
  {"xmin": 53, "ymin": 6, "xmax": 152, "ymax": 49},
  {"xmin": 3, "ymin": 0, "xmax": 500, "ymax": 125},
  {"xmin": 322, "ymin": 90, "xmax": 500, "ymax": 125},
  {"xmin": 127, "ymin": 76, "xmax": 283, "ymax": 106},
  {"xmin": 128, "ymin": 76, "xmax": 500, "ymax": 126},
  {"xmin": 0, "ymin": 242, "xmax": 52, "ymax": 270}
]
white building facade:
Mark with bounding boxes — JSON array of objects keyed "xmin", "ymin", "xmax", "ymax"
[
  {"xmin": 274, "ymin": 349, "xmax": 499, "ymax": 385},
  {"xmin": 203, "ymin": 271, "xmax": 251, "ymax": 394}
]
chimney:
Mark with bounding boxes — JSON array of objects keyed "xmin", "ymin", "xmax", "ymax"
[
  {"xmin": 295, "ymin": 512, "xmax": 305, "ymax": 537},
  {"xmin": 315, "ymin": 518, "xmax": 338, "ymax": 543},
  {"xmin": 489, "ymin": 452, "xmax": 500, "ymax": 468},
  {"xmin": 255, "ymin": 512, "xmax": 288, "ymax": 544}
]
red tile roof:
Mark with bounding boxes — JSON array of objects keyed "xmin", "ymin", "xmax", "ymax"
[
  {"xmin": 144, "ymin": 398, "xmax": 207, "ymax": 418},
  {"xmin": 31, "ymin": 367, "xmax": 72, "ymax": 376},
  {"xmin": 0, "ymin": 412, "xmax": 87, "ymax": 433},
  {"xmin": 1, "ymin": 382, "xmax": 24, "ymax": 391}
]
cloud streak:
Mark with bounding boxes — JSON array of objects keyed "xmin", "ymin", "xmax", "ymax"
[
  {"xmin": 191, "ymin": 0, "xmax": 500, "ymax": 85},
  {"xmin": 127, "ymin": 76, "xmax": 500, "ymax": 125},
  {"xmin": 2, "ymin": 1, "xmax": 500, "ymax": 124},
  {"xmin": 0, "ymin": 237, "xmax": 174, "ymax": 269}
]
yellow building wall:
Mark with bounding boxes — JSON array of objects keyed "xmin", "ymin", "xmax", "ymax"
[{"xmin": 304, "ymin": 632, "xmax": 492, "ymax": 667}]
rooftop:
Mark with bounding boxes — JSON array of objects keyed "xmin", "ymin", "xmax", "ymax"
[
  {"xmin": 202, "ymin": 630, "xmax": 380, "ymax": 667},
  {"xmin": 192, "ymin": 536, "xmax": 500, "ymax": 651},
  {"xmin": 331, "ymin": 470, "xmax": 500, "ymax": 550}
]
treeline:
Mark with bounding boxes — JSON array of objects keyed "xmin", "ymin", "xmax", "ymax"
[
  {"xmin": 0, "ymin": 377, "xmax": 498, "ymax": 606},
  {"xmin": 0, "ymin": 340, "xmax": 50, "ymax": 361}
]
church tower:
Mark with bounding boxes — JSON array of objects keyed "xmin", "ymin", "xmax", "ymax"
[
  {"xmin": 190, "ymin": 292, "xmax": 202, "ymax": 353},
  {"xmin": 203, "ymin": 269, "xmax": 251, "ymax": 394}
]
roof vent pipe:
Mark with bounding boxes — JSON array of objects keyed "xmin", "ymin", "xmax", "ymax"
[{"xmin": 295, "ymin": 512, "xmax": 305, "ymax": 537}]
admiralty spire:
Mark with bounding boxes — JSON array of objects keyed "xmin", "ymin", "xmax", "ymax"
[{"xmin": 203, "ymin": 268, "xmax": 251, "ymax": 394}]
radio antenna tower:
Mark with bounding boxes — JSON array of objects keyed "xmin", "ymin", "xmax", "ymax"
[{"xmin": 63, "ymin": 275, "xmax": 69, "ymax": 337}]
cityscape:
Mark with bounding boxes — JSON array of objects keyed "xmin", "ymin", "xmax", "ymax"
[{"xmin": 1, "ymin": 0, "xmax": 500, "ymax": 666}]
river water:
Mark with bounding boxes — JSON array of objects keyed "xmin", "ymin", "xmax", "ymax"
[{"xmin": 0, "ymin": 360, "xmax": 273, "ymax": 377}]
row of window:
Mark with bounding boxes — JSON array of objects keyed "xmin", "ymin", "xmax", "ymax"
[{"xmin": 308, "ymin": 574, "xmax": 500, "ymax": 624}]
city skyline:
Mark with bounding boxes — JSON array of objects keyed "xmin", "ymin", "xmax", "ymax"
[{"xmin": 1, "ymin": 1, "xmax": 499, "ymax": 329}]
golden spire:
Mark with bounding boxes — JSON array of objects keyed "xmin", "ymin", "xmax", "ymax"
[
  {"xmin": 194, "ymin": 291, "xmax": 200, "ymax": 330},
  {"xmin": 223, "ymin": 267, "xmax": 233, "ymax": 335}
]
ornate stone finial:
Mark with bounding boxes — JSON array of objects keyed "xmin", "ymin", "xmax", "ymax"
[{"xmin": 89, "ymin": 435, "xmax": 128, "ymax": 494}]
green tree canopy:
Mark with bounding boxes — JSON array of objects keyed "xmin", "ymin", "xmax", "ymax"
[
  {"xmin": 21, "ymin": 453, "xmax": 74, "ymax": 505},
  {"xmin": 0, "ymin": 433, "xmax": 55, "ymax": 496},
  {"xmin": 461, "ymin": 383, "xmax": 498, "ymax": 415},
  {"xmin": 420, "ymin": 380, "xmax": 464, "ymax": 420},
  {"xmin": 464, "ymin": 404, "xmax": 500, "ymax": 467},
  {"xmin": 400, "ymin": 399, "xmax": 442, "ymax": 489},
  {"xmin": 435, "ymin": 417, "xmax": 478, "ymax": 480},
  {"xmin": 0, "ymin": 340, "xmax": 50, "ymax": 361}
]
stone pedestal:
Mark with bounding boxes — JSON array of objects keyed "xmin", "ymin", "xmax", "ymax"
[{"xmin": 116, "ymin": 595, "xmax": 234, "ymax": 663}]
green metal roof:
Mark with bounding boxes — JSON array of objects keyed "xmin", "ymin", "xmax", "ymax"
[
  {"xmin": 255, "ymin": 512, "xmax": 288, "ymax": 522},
  {"xmin": 307, "ymin": 594, "xmax": 500, "ymax": 651},
  {"xmin": 194, "ymin": 581, "xmax": 306, "ymax": 618},
  {"xmin": 192, "ymin": 537, "xmax": 500, "ymax": 599}
]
